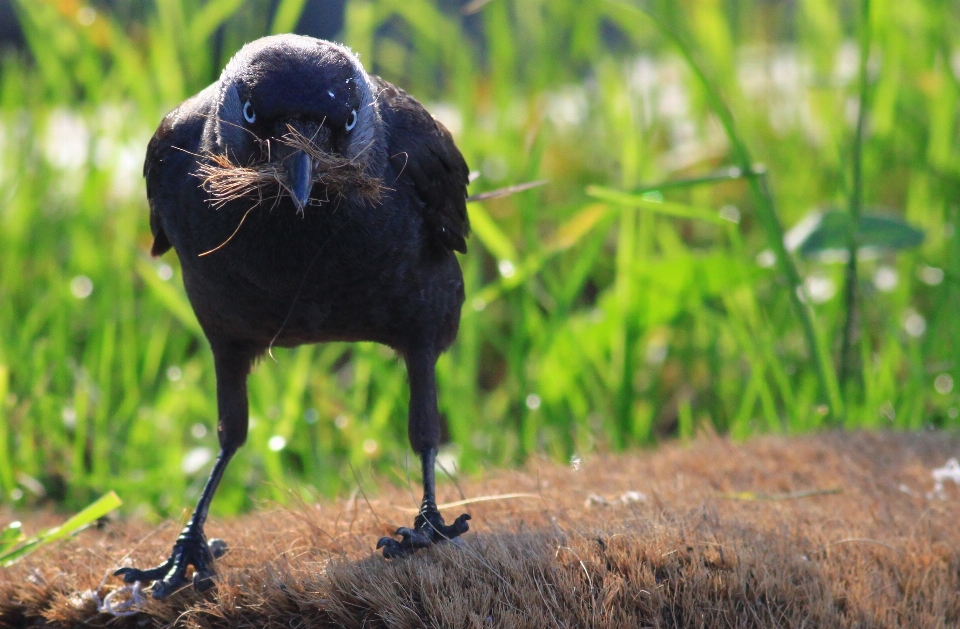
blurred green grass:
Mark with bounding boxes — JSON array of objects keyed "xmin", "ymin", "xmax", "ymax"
[{"xmin": 0, "ymin": 0, "xmax": 958, "ymax": 518}]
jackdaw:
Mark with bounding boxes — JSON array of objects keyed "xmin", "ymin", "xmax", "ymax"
[{"xmin": 115, "ymin": 34, "xmax": 471, "ymax": 598}]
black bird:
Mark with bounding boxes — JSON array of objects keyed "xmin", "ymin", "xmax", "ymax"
[{"xmin": 115, "ymin": 34, "xmax": 471, "ymax": 598}]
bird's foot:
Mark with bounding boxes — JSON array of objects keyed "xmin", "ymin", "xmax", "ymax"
[
  {"xmin": 114, "ymin": 531, "xmax": 228, "ymax": 599},
  {"xmin": 377, "ymin": 508, "xmax": 470, "ymax": 559}
]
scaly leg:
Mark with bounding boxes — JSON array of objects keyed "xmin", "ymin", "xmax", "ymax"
[
  {"xmin": 377, "ymin": 349, "xmax": 470, "ymax": 558},
  {"xmin": 115, "ymin": 343, "xmax": 251, "ymax": 598}
]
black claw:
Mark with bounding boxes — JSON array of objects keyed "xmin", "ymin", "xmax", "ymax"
[
  {"xmin": 209, "ymin": 538, "xmax": 229, "ymax": 558},
  {"xmin": 193, "ymin": 568, "xmax": 216, "ymax": 593},
  {"xmin": 403, "ymin": 526, "xmax": 433, "ymax": 549},
  {"xmin": 114, "ymin": 564, "xmax": 170, "ymax": 584},
  {"xmin": 377, "ymin": 537, "xmax": 405, "ymax": 559},
  {"xmin": 150, "ymin": 574, "xmax": 189, "ymax": 600},
  {"xmin": 114, "ymin": 534, "xmax": 224, "ymax": 599},
  {"xmin": 435, "ymin": 513, "xmax": 471, "ymax": 539},
  {"xmin": 378, "ymin": 511, "xmax": 471, "ymax": 558}
]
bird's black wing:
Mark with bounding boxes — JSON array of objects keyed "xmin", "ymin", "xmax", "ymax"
[
  {"xmin": 144, "ymin": 90, "xmax": 210, "ymax": 257},
  {"xmin": 375, "ymin": 78, "xmax": 470, "ymax": 254}
]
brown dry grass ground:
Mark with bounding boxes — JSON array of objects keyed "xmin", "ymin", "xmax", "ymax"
[{"xmin": 2, "ymin": 431, "xmax": 960, "ymax": 628}]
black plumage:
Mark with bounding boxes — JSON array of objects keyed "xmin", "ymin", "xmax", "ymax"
[{"xmin": 116, "ymin": 34, "xmax": 471, "ymax": 598}]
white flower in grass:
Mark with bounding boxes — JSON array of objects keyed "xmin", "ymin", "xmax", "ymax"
[
  {"xmin": 874, "ymin": 266, "xmax": 897, "ymax": 292},
  {"xmin": 70, "ymin": 276, "xmax": 93, "ymax": 299},
  {"xmin": 935, "ymin": 374, "xmax": 954, "ymax": 395},
  {"xmin": 182, "ymin": 447, "xmax": 212, "ymax": 474},
  {"xmin": 62, "ymin": 407, "xmax": 77, "ymax": 429},
  {"xmin": 803, "ymin": 275, "xmax": 835, "ymax": 303},
  {"xmin": 918, "ymin": 266, "xmax": 944, "ymax": 285},
  {"xmin": 756, "ymin": 250, "xmax": 776, "ymax": 268},
  {"xmin": 718, "ymin": 205, "xmax": 740, "ymax": 223},
  {"xmin": 903, "ymin": 311, "xmax": 926, "ymax": 337},
  {"xmin": 436, "ymin": 446, "xmax": 460, "ymax": 474},
  {"xmin": 930, "ymin": 458, "xmax": 960, "ymax": 500}
]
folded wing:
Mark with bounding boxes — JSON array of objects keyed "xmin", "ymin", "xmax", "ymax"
[{"xmin": 375, "ymin": 78, "xmax": 470, "ymax": 253}]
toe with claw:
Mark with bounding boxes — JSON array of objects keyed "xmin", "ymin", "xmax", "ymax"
[
  {"xmin": 377, "ymin": 510, "xmax": 470, "ymax": 559},
  {"xmin": 114, "ymin": 531, "xmax": 227, "ymax": 599}
]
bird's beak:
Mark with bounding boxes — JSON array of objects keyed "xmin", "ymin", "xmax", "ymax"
[{"xmin": 286, "ymin": 150, "xmax": 314, "ymax": 211}]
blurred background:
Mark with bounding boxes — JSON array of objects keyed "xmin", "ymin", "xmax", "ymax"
[{"xmin": 0, "ymin": 0, "xmax": 957, "ymax": 519}]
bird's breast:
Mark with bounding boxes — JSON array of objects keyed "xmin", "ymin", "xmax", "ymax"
[{"xmin": 177, "ymin": 191, "xmax": 460, "ymax": 350}]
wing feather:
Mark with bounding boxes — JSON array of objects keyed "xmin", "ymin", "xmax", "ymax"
[
  {"xmin": 375, "ymin": 78, "xmax": 470, "ymax": 253},
  {"xmin": 143, "ymin": 91, "xmax": 209, "ymax": 256}
]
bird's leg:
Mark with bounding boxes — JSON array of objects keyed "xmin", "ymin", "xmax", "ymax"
[
  {"xmin": 115, "ymin": 449, "xmax": 234, "ymax": 598},
  {"xmin": 377, "ymin": 350, "xmax": 470, "ymax": 558},
  {"xmin": 115, "ymin": 344, "xmax": 251, "ymax": 599}
]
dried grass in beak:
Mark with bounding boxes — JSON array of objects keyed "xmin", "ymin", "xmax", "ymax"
[{"xmin": 196, "ymin": 124, "xmax": 382, "ymax": 210}]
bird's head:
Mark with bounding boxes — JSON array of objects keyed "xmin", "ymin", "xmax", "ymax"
[{"xmin": 199, "ymin": 35, "xmax": 384, "ymax": 211}]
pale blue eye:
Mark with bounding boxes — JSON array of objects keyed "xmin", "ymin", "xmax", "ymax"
[
  {"xmin": 243, "ymin": 101, "xmax": 256, "ymax": 124},
  {"xmin": 345, "ymin": 109, "xmax": 357, "ymax": 132}
]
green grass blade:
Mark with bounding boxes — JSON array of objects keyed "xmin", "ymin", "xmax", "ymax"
[
  {"xmin": 631, "ymin": 167, "xmax": 759, "ymax": 195},
  {"xmin": 136, "ymin": 259, "xmax": 203, "ymax": 336},
  {"xmin": 190, "ymin": 0, "xmax": 247, "ymax": 43},
  {"xmin": 839, "ymin": 0, "xmax": 873, "ymax": 397},
  {"xmin": 585, "ymin": 185, "xmax": 727, "ymax": 224},
  {"xmin": 611, "ymin": 0, "xmax": 843, "ymax": 417},
  {"xmin": 467, "ymin": 203, "xmax": 519, "ymax": 263},
  {"xmin": 0, "ymin": 522, "xmax": 23, "ymax": 555},
  {"xmin": 1, "ymin": 491, "xmax": 122, "ymax": 567},
  {"xmin": 270, "ymin": 0, "xmax": 309, "ymax": 34},
  {"xmin": 0, "ymin": 365, "xmax": 12, "ymax": 497}
]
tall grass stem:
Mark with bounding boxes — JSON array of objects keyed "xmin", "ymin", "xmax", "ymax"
[
  {"xmin": 625, "ymin": 1, "xmax": 843, "ymax": 418},
  {"xmin": 839, "ymin": 0, "xmax": 872, "ymax": 400}
]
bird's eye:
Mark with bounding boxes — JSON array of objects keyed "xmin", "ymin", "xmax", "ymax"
[
  {"xmin": 345, "ymin": 109, "xmax": 357, "ymax": 132},
  {"xmin": 242, "ymin": 101, "xmax": 256, "ymax": 124}
]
